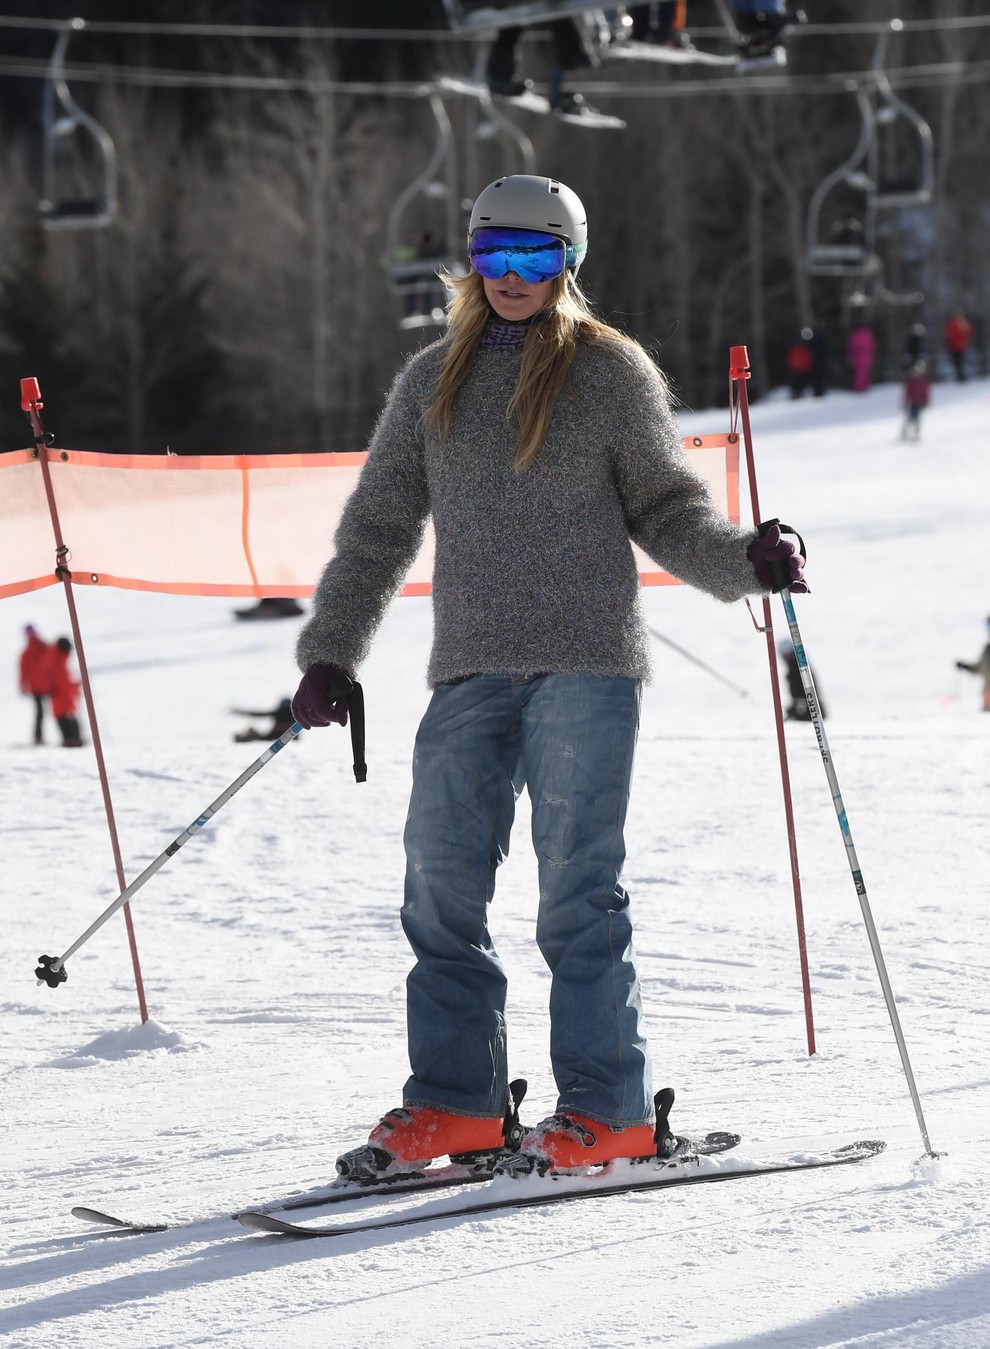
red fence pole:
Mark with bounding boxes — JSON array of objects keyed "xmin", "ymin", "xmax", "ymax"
[
  {"xmin": 20, "ymin": 377, "xmax": 149, "ymax": 1023},
  {"xmin": 728, "ymin": 347, "xmax": 816, "ymax": 1056}
]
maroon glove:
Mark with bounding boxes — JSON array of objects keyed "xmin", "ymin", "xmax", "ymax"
[
  {"xmin": 747, "ymin": 522, "xmax": 809, "ymax": 594},
  {"xmin": 291, "ymin": 663, "xmax": 352, "ymax": 729}
]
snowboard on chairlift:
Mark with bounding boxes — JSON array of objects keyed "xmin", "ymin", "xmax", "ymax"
[{"xmin": 436, "ymin": 75, "xmax": 625, "ymax": 129}]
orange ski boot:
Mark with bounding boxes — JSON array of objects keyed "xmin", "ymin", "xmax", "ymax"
[
  {"xmin": 335, "ymin": 1079, "xmax": 527, "ymax": 1181},
  {"xmin": 509, "ymin": 1111, "xmax": 657, "ymax": 1175}
]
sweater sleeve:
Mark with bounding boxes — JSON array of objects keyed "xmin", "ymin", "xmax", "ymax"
[
  {"xmin": 604, "ymin": 343, "xmax": 763, "ymax": 603},
  {"xmin": 295, "ymin": 354, "xmax": 433, "ymax": 675}
]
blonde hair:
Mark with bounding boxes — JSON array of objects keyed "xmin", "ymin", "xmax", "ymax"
[{"xmin": 425, "ymin": 268, "xmax": 660, "ymax": 470}]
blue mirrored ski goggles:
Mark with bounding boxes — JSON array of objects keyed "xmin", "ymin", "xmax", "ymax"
[{"xmin": 468, "ymin": 226, "xmax": 583, "ymax": 283}]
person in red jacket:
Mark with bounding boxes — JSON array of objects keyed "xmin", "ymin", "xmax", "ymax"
[
  {"xmin": 47, "ymin": 637, "xmax": 84, "ymax": 747},
  {"xmin": 18, "ymin": 624, "xmax": 51, "ymax": 745},
  {"xmin": 944, "ymin": 313, "xmax": 973, "ymax": 382},
  {"xmin": 785, "ymin": 331, "xmax": 815, "ymax": 399}
]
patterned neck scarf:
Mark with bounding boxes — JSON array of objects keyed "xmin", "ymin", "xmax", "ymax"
[{"xmin": 481, "ymin": 314, "xmax": 537, "ymax": 349}]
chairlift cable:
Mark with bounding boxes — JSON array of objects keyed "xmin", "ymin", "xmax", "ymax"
[
  {"xmin": 0, "ymin": 53, "xmax": 986, "ymax": 100},
  {"xmin": 1, "ymin": 13, "xmax": 990, "ymax": 40}
]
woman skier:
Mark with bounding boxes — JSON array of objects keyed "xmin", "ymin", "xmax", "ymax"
[{"xmin": 291, "ymin": 174, "xmax": 806, "ymax": 1178}]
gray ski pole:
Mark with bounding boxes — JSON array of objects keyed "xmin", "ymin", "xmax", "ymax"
[
  {"xmin": 767, "ymin": 537, "xmax": 938, "ymax": 1159},
  {"xmin": 35, "ymin": 723, "xmax": 303, "ymax": 988},
  {"xmin": 648, "ymin": 626, "xmax": 749, "ymax": 698}
]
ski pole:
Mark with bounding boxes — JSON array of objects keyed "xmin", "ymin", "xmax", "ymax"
[
  {"xmin": 35, "ymin": 723, "xmax": 303, "ymax": 988},
  {"xmin": 767, "ymin": 548, "xmax": 937, "ymax": 1159},
  {"xmin": 648, "ymin": 625, "xmax": 749, "ymax": 698}
]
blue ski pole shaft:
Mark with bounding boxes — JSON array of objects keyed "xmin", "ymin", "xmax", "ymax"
[
  {"xmin": 36, "ymin": 723, "xmax": 304, "ymax": 985},
  {"xmin": 778, "ymin": 591, "xmax": 936, "ymax": 1157}
]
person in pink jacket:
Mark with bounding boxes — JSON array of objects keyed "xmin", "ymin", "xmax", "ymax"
[{"xmin": 847, "ymin": 323, "xmax": 876, "ymax": 392}]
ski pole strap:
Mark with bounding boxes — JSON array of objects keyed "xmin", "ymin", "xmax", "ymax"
[
  {"xmin": 346, "ymin": 681, "xmax": 367, "ymax": 783},
  {"xmin": 757, "ymin": 518, "xmax": 807, "ymax": 593}
]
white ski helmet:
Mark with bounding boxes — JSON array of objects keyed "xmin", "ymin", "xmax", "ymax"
[{"xmin": 468, "ymin": 175, "xmax": 588, "ymax": 274}]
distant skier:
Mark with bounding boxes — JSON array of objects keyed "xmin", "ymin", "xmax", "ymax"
[
  {"xmin": 902, "ymin": 321, "xmax": 927, "ymax": 371},
  {"xmin": 901, "ymin": 361, "xmax": 930, "ymax": 441},
  {"xmin": 944, "ymin": 312, "xmax": 973, "ymax": 383},
  {"xmin": 956, "ymin": 617, "xmax": 990, "ymax": 711},
  {"xmin": 785, "ymin": 330, "xmax": 815, "ymax": 399},
  {"xmin": 233, "ymin": 597, "xmax": 304, "ymax": 621},
  {"xmin": 232, "ymin": 697, "xmax": 295, "ymax": 743},
  {"xmin": 779, "ymin": 641, "xmax": 826, "ymax": 721},
  {"xmin": 847, "ymin": 322, "xmax": 876, "ymax": 393},
  {"xmin": 291, "ymin": 173, "xmax": 807, "ymax": 1180},
  {"xmin": 47, "ymin": 637, "xmax": 84, "ymax": 747},
  {"xmin": 18, "ymin": 624, "xmax": 50, "ymax": 745}
]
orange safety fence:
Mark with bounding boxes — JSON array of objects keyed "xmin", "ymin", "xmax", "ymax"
[{"xmin": 0, "ymin": 438, "xmax": 739, "ymax": 600}]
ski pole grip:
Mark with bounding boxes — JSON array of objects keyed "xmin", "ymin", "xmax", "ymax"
[
  {"xmin": 757, "ymin": 518, "xmax": 807, "ymax": 593},
  {"xmin": 20, "ymin": 377, "xmax": 42, "ymax": 411}
]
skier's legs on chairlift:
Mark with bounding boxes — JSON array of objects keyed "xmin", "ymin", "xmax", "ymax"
[
  {"xmin": 629, "ymin": 2, "xmax": 695, "ymax": 52},
  {"xmin": 730, "ymin": 0, "xmax": 803, "ymax": 65}
]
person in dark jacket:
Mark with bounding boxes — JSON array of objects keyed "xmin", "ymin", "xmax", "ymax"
[
  {"xmin": 47, "ymin": 637, "xmax": 83, "ymax": 747},
  {"xmin": 956, "ymin": 617, "xmax": 990, "ymax": 711},
  {"xmin": 902, "ymin": 321, "xmax": 927, "ymax": 370}
]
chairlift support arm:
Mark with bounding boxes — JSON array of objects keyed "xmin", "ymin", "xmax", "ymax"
[{"xmin": 41, "ymin": 18, "xmax": 118, "ymax": 229}]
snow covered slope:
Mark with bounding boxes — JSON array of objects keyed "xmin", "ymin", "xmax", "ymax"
[{"xmin": 2, "ymin": 378, "xmax": 989, "ymax": 1348}]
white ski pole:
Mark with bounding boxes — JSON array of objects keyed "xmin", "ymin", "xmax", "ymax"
[
  {"xmin": 770, "ymin": 560, "xmax": 937, "ymax": 1159},
  {"xmin": 36, "ymin": 723, "xmax": 303, "ymax": 988}
]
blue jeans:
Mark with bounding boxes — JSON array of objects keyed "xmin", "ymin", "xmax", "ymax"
[{"xmin": 401, "ymin": 673, "xmax": 653, "ymax": 1127}]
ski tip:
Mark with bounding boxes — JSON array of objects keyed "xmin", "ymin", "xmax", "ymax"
[
  {"xmin": 70, "ymin": 1206, "xmax": 169, "ymax": 1233},
  {"xmin": 236, "ymin": 1210, "xmax": 312, "ymax": 1237}
]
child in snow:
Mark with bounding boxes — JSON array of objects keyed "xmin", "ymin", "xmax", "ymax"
[
  {"xmin": 956, "ymin": 617, "xmax": 990, "ymax": 711},
  {"xmin": 901, "ymin": 361, "xmax": 931, "ymax": 441},
  {"xmin": 291, "ymin": 174, "xmax": 807, "ymax": 1180},
  {"xmin": 779, "ymin": 641, "xmax": 827, "ymax": 721},
  {"xmin": 232, "ymin": 697, "xmax": 295, "ymax": 743},
  {"xmin": 47, "ymin": 637, "xmax": 83, "ymax": 747},
  {"xmin": 18, "ymin": 624, "xmax": 51, "ymax": 744}
]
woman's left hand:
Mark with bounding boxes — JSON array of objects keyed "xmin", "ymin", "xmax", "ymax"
[{"xmin": 747, "ymin": 523, "xmax": 808, "ymax": 594}]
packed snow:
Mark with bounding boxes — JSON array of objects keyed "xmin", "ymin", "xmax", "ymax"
[{"xmin": 2, "ymin": 376, "xmax": 989, "ymax": 1348}]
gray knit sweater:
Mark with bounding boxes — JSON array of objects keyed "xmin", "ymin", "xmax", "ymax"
[{"xmin": 296, "ymin": 335, "xmax": 763, "ymax": 686}]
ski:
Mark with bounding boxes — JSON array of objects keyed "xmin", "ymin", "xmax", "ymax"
[
  {"xmin": 70, "ymin": 1164, "xmax": 510, "ymax": 1234},
  {"xmin": 235, "ymin": 1140, "xmax": 885, "ymax": 1240},
  {"xmin": 70, "ymin": 1130, "xmax": 740, "ymax": 1235}
]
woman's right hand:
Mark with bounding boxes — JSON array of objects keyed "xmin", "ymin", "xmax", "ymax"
[{"xmin": 291, "ymin": 663, "xmax": 353, "ymax": 728}]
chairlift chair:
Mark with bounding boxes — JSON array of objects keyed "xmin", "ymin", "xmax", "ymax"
[
  {"xmin": 384, "ymin": 93, "xmax": 466, "ymax": 331},
  {"xmin": 868, "ymin": 30, "xmax": 934, "ymax": 210},
  {"xmin": 805, "ymin": 86, "xmax": 879, "ymax": 280},
  {"xmin": 39, "ymin": 19, "xmax": 118, "ymax": 231},
  {"xmin": 805, "ymin": 27, "xmax": 934, "ymax": 282}
]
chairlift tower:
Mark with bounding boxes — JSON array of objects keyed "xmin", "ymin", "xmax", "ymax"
[{"xmin": 39, "ymin": 18, "xmax": 118, "ymax": 231}]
